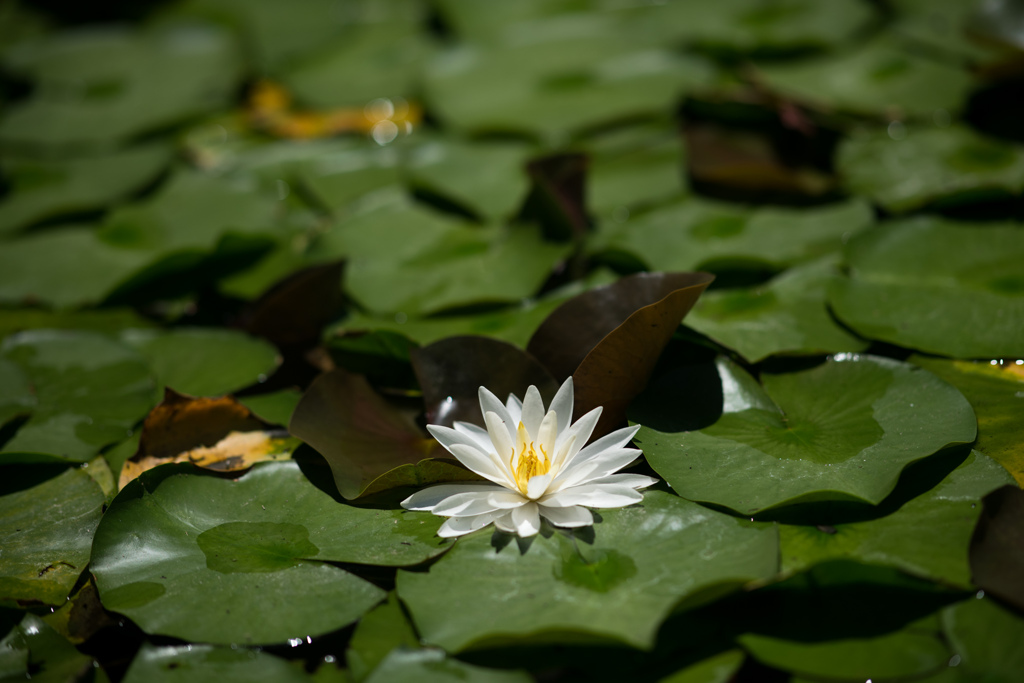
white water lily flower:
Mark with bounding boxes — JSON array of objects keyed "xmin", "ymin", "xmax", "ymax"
[{"xmin": 402, "ymin": 377, "xmax": 657, "ymax": 538}]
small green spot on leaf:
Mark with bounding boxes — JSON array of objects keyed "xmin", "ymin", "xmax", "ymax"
[{"xmin": 197, "ymin": 522, "xmax": 319, "ymax": 574}]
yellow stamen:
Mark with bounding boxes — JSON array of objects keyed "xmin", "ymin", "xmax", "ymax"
[{"xmin": 510, "ymin": 421, "xmax": 551, "ymax": 496}]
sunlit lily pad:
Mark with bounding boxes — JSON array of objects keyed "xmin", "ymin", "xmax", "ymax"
[
  {"xmin": 91, "ymin": 461, "xmax": 449, "ymax": 644},
  {"xmin": 836, "ymin": 124, "xmax": 1024, "ymax": 213},
  {"xmin": 0, "ymin": 467, "xmax": 104, "ymax": 606},
  {"xmin": 756, "ymin": 36, "xmax": 973, "ymax": 117},
  {"xmin": 593, "ymin": 198, "xmax": 872, "ymax": 273},
  {"xmin": 829, "ymin": 217, "xmax": 1024, "ymax": 359},
  {"xmin": 122, "ymin": 643, "xmax": 311, "ymax": 683},
  {"xmin": 397, "ymin": 491, "xmax": 778, "ymax": 652},
  {"xmin": 638, "ymin": 354, "xmax": 977, "ymax": 515},
  {"xmin": 0, "ymin": 330, "xmax": 156, "ymax": 461},
  {"xmin": 686, "ymin": 256, "xmax": 868, "ymax": 363},
  {"xmin": 779, "ymin": 451, "xmax": 1013, "ymax": 587},
  {"xmin": 0, "ymin": 143, "xmax": 171, "ymax": 235},
  {"xmin": 0, "ymin": 24, "xmax": 242, "ymax": 150}
]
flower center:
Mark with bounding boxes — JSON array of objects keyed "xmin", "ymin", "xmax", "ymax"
[{"xmin": 510, "ymin": 421, "xmax": 550, "ymax": 496}]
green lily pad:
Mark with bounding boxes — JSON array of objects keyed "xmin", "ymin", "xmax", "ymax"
[
  {"xmin": 0, "ymin": 467, "xmax": 104, "ymax": 606},
  {"xmin": 347, "ymin": 593, "xmax": 418, "ymax": 682},
  {"xmin": 637, "ymin": 354, "xmax": 977, "ymax": 515},
  {"xmin": 365, "ymin": 649, "xmax": 532, "ymax": 683},
  {"xmin": 756, "ymin": 36, "xmax": 973, "ymax": 118},
  {"xmin": 120, "ymin": 328, "xmax": 280, "ymax": 397},
  {"xmin": 585, "ymin": 124, "xmax": 687, "ymax": 218},
  {"xmin": 1, "ymin": 330, "xmax": 156, "ymax": 461},
  {"xmin": 892, "ymin": 0, "xmax": 1008, "ymax": 64},
  {"xmin": 0, "ymin": 307, "xmax": 154, "ymax": 341},
  {"xmin": 122, "ymin": 643, "xmax": 312, "ymax": 683},
  {"xmin": 290, "ymin": 143, "xmax": 404, "ymax": 216},
  {"xmin": 0, "ymin": 614, "xmax": 95, "ymax": 682},
  {"xmin": 836, "ymin": 124, "xmax": 1024, "ymax": 213},
  {"xmin": 939, "ymin": 595, "xmax": 1024, "ymax": 682},
  {"xmin": 397, "ymin": 491, "xmax": 779, "ymax": 652},
  {"xmin": 0, "ymin": 24, "xmax": 242, "ymax": 150},
  {"xmin": 660, "ymin": 649, "xmax": 745, "ymax": 683},
  {"xmin": 0, "ymin": 356, "xmax": 35, "ymax": 427},
  {"xmin": 829, "ymin": 217, "xmax": 1024, "ymax": 359},
  {"xmin": 685, "ymin": 256, "xmax": 868, "ymax": 363},
  {"xmin": 779, "ymin": 451, "xmax": 1013, "ymax": 588},
  {"xmin": 91, "ymin": 461, "xmax": 449, "ymax": 644},
  {"xmin": 238, "ymin": 389, "xmax": 302, "ymax": 428},
  {"xmin": 0, "ymin": 143, "xmax": 172, "ymax": 235},
  {"xmin": 740, "ymin": 614, "xmax": 949, "ymax": 681},
  {"xmin": 404, "ymin": 137, "xmax": 535, "ymax": 222},
  {"xmin": 910, "ymin": 357, "xmax": 1024, "ymax": 485},
  {"xmin": 593, "ymin": 197, "xmax": 872, "ymax": 273}
]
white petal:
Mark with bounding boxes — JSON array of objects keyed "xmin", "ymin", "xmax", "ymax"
[
  {"xmin": 437, "ymin": 511, "xmax": 502, "ymax": 538},
  {"xmin": 538, "ymin": 504, "xmax": 593, "ymax": 528},
  {"xmin": 426, "ymin": 423, "xmax": 487, "ymax": 455},
  {"xmin": 548, "ymin": 377, "xmax": 575, "ymax": 449},
  {"xmin": 494, "ymin": 511, "xmax": 516, "ymax": 534},
  {"xmin": 537, "ymin": 410, "xmax": 558, "ymax": 460},
  {"xmin": 401, "ymin": 483, "xmax": 506, "ymax": 511},
  {"xmin": 520, "ymin": 385, "xmax": 545, "ymax": 439},
  {"xmin": 432, "ymin": 490, "xmax": 520, "ymax": 517},
  {"xmin": 479, "ymin": 386, "xmax": 516, "ymax": 441},
  {"xmin": 551, "ymin": 406, "xmax": 602, "ymax": 472},
  {"xmin": 585, "ymin": 473, "xmax": 659, "ymax": 489},
  {"xmin": 484, "ymin": 411, "xmax": 515, "ymax": 469},
  {"xmin": 551, "ymin": 447, "xmax": 641, "ymax": 491},
  {"xmin": 571, "ymin": 424, "xmax": 641, "ymax": 467},
  {"xmin": 511, "ymin": 502, "xmax": 541, "ymax": 537},
  {"xmin": 505, "ymin": 393, "xmax": 523, "ymax": 424},
  {"xmin": 540, "ymin": 484, "xmax": 643, "ymax": 509},
  {"xmin": 449, "ymin": 444, "xmax": 517, "ymax": 489},
  {"xmin": 526, "ymin": 473, "xmax": 552, "ymax": 500},
  {"xmin": 452, "ymin": 421, "xmax": 495, "ymax": 453}
]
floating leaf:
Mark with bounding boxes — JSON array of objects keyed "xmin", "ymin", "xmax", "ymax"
[
  {"xmin": 122, "ymin": 642, "xmax": 311, "ymax": 683},
  {"xmin": 290, "ymin": 369, "xmax": 476, "ymax": 499},
  {"xmin": 237, "ymin": 261, "xmax": 345, "ymax": 349},
  {"xmin": 120, "ymin": 328, "xmax": 280, "ymax": 397},
  {"xmin": 686, "ymin": 256, "xmax": 868, "ymax": 363},
  {"xmin": 528, "ymin": 271, "xmax": 714, "ymax": 437},
  {"xmin": 829, "ymin": 217, "xmax": 1024, "ymax": 359},
  {"xmin": 92, "ymin": 461, "xmax": 449, "ymax": 644},
  {"xmin": 365, "ymin": 648, "xmax": 532, "ymax": 683},
  {"xmin": 238, "ymin": 389, "xmax": 302, "ymax": 428},
  {"xmin": 0, "ymin": 330, "xmax": 155, "ymax": 461},
  {"xmin": 0, "ymin": 467, "xmax": 104, "ymax": 606},
  {"xmin": 779, "ymin": 451, "xmax": 1013, "ymax": 588},
  {"xmin": 397, "ymin": 491, "xmax": 778, "ymax": 652},
  {"xmin": 347, "ymin": 593, "xmax": 419, "ymax": 682},
  {"xmin": 940, "ymin": 594, "xmax": 1024, "ymax": 681},
  {"xmin": 910, "ymin": 356, "xmax": 1024, "ymax": 485},
  {"xmin": 593, "ymin": 198, "xmax": 873, "ymax": 273},
  {"xmin": 969, "ymin": 485, "xmax": 1024, "ymax": 612},
  {"xmin": 638, "ymin": 354, "xmax": 977, "ymax": 515},
  {"xmin": 411, "ymin": 336, "xmax": 557, "ymax": 428},
  {"xmin": 660, "ymin": 649, "xmax": 745, "ymax": 683},
  {"xmin": 837, "ymin": 124, "xmax": 1024, "ymax": 213},
  {"xmin": 0, "ymin": 614, "xmax": 94, "ymax": 682}
]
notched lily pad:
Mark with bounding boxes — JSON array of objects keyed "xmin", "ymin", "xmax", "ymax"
[
  {"xmin": 91, "ymin": 461, "xmax": 449, "ymax": 645},
  {"xmin": 397, "ymin": 491, "xmax": 778, "ymax": 652},
  {"xmin": 290, "ymin": 368, "xmax": 478, "ymax": 500},
  {"xmin": 638, "ymin": 354, "xmax": 978, "ymax": 515},
  {"xmin": 528, "ymin": 271, "xmax": 714, "ymax": 438}
]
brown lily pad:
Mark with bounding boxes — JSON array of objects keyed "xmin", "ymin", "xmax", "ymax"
[
  {"xmin": 289, "ymin": 368, "xmax": 478, "ymax": 500},
  {"xmin": 118, "ymin": 389, "xmax": 296, "ymax": 489},
  {"xmin": 528, "ymin": 271, "xmax": 714, "ymax": 438},
  {"xmin": 970, "ymin": 484, "xmax": 1024, "ymax": 612},
  {"xmin": 410, "ymin": 335, "xmax": 558, "ymax": 429}
]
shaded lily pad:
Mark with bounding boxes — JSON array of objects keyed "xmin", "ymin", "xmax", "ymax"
[
  {"xmin": 120, "ymin": 328, "xmax": 280, "ymax": 397},
  {"xmin": 969, "ymin": 485, "xmax": 1024, "ymax": 612},
  {"xmin": 238, "ymin": 389, "xmax": 302, "ymax": 428},
  {"xmin": 290, "ymin": 369, "xmax": 476, "ymax": 499},
  {"xmin": 0, "ymin": 330, "xmax": 156, "ymax": 461},
  {"xmin": 593, "ymin": 197, "xmax": 873, "ymax": 273},
  {"xmin": 660, "ymin": 649, "xmax": 745, "ymax": 683},
  {"xmin": 347, "ymin": 593, "xmax": 419, "ymax": 682},
  {"xmin": 939, "ymin": 595, "xmax": 1024, "ymax": 682},
  {"xmin": 755, "ymin": 36, "xmax": 973, "ymax": 118},
  {"xmin": 0, "ymin": 614, "xmax": 94, "ymax": 682},
  {"xmin": 91, "ymin": 460, "xmax": 449, "ymax": 644},
  {"xmin": 0, "ymin": 467, "xmax": 104, "ymax": 606},
  {"xmin": 122, "ymin": 642, "xmax": 311, "ymax": 683},
  {"xmin": 397, "ymin": 491, "xmax": 779, "ymax": 652},
  {"xmin": 779, "ymin": 451, "xmax": 1013, "ymax": 588},
  {"xmin": 528, "ymin": 271, "xmax": 714, "ymax": 437},
  {"xmin": 910, "ymin": 357, "xmax": 1024, "ymax": 485},
  {"xmin": 0, "ymin": 24, "xmax": 242, "ymax": 150},
  {"xmin": 366, "ymin": 649, "xmax": 532, "ymax": 683},
  {"xmin": 638, "ymin": 354, "xmax": 977, "ymax": 515},
  {"xmin": 0, "ymin": 357, "xmax": 34, "ymax": 428},
  {"xmin": 686, "ymin": 256, "xmax": 869, "ymax": 363},
  {"xmin": 829, "ymin": 217, "xmax": 1024, "ymax": 359},
  {"xmin": 836, "ymin": 124, "xmax": 1024, "ymax": 213},
  {"xmin": 0, "ymin": 143, "xmax": 172, "ymax": 235}
]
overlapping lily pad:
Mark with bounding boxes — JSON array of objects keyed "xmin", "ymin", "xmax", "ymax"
[
  {"xmin": 685, "ymin": 256, "xmax": 868, "ymax": 363},
  {"xmin": 0, "ymin": 330, "xmax": 156, "ymax": 461},
  {"xmin": 91, "ymin": 461, "xmax": 449, "ymax": 644},
  {"xmin": 584, "ymin": 124, "xmax": 687, "ymax": 217},
  {"xmin": 593, "ymin": 198, "xmax": 872, "ymax": 273},
  {"xmin": 0, "ymin": 467, "xmax": 105, "ymax": 606},
  {"xmin": 0, "ymin": 614, "xmax": 95, "ymax": 681},
  {"xmin": 836, "ymin": 124, "xmax": 1024, "ymax": 213},
  {"xmin": 365, "ymin": 649, "xmax": 532, "ymax": 683},
  {"xmin": 637, "ymin": 354, "xmax": 977, "ymax": 515},
  {"xmin": 829, "ymin": 217, "xmax": 1024, "ymax": 359},
  {"xmin": 121, "ymin": 643, "xmax": 311, "ymax": 683},
  {"xmin": 779, "ymin": 451, "xmax": 1013, "ymax": 587},
  {"xmin": 397, "ymin": 491, "xmax": 779, "ymax": 652},
  {"xmin": 347, "ymin": 593, "xmax": 418, "ymax": 682},
  {"xmin": 938, "ymin": 595, "xmax": 1024, "ymax": 681}
]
